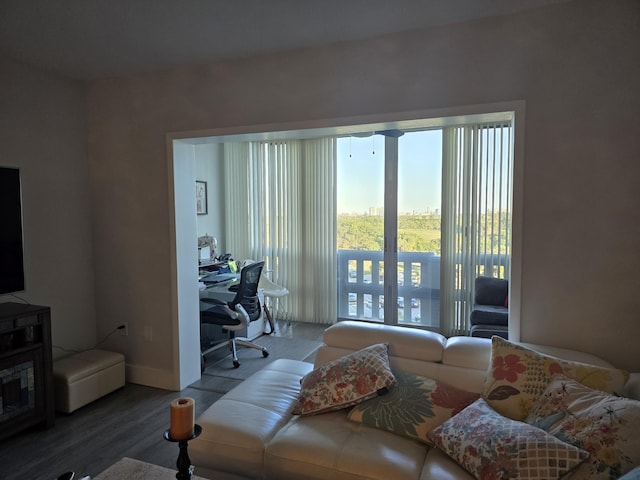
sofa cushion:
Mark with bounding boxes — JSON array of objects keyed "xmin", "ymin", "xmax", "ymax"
[
  {"xmin": 428, "ymin": 398, "xmax": 589, "ymax": 480},
  {"xmin": 474, "ymin": 276, "xmax": 508, "ymax": 306},
  {"xmin": 483, "ymin": 336, "xmax": 629, "ymax": 421},
  {"xmin": 292, "ymin": 343, "xmax": 397, "ymax": 416},
  {"xmin": 526, "ymin": 375, "xmax": 640, "ymax": 480},
  {"xmin": 348, "ymin": 370, "xmax": 479, "ymax": 445},
  {"xmin": 469, "ymin": 304, "xmax": 508, "ymax": 326},
  {"xmin": 266, "ymin": 409, "xmax": 429, "ymax": 480},
  {"xmin": 420, "ymin": 448, "xmax": 476, "ymax": 480},
  {"xmin": 190, "ymin": 359, "xmax": 313, "ymax": 480}
]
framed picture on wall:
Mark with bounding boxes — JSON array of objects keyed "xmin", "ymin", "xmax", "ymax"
[{"xmin": 196, "ymin": 180, "xmax": 208, "ymax": 215}]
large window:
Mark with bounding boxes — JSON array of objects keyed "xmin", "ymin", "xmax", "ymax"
[
  {"xmin": 337, "ymin": 121, "xmax": 513, "ymax": 335},
  {"xmin": 219, "ymin": 112, "xmax": 515, "ymax": 334}
]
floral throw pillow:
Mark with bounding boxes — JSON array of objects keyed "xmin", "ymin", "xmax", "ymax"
[
  {"xmin": 483, "ymin": 336, "xmax": 629, "ymax": 421},
  {"xmin": 292, "ymin": 343, "xmax": 396, "ymax": 416},
  {"xmin": 348, "ymin": 371, "xmax": 479, "ymax": 445},
  {"xmin": 526, "ymin": 375, "xmax": 640, "ymax": 480},
  {"xmin": 428, "ymin": 398, "xmax": 590, "ymax": 480}
]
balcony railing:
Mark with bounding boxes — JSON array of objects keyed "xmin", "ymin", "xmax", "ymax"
[
  {"xmin": 337, "ymin": 250, "xmax": 441, "ymax": 328},
  {"xmin": 337, "ymin": 250, "xmax": 509, "ymax": 331}
]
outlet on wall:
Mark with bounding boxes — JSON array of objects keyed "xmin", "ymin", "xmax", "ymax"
[{"xmin": 119, "ymin": 322, "xmax": 128, "ymax": 336}]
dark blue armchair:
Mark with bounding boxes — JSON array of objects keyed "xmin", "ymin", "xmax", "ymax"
[{"xmin": 469, "ymin": 276, "xmax": 509, "ymax": 339}]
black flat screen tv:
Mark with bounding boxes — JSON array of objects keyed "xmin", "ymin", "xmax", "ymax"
[{"xmin": 0, "ymin": 167, "xmax": 25, "ymax": 295}]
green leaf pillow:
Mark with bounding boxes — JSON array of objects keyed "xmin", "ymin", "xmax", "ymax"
[{"xmin": 348, "ymin": 370, "xmax": 479, "ymax": 444}]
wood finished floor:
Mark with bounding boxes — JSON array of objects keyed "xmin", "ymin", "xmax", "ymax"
[{"xmin": 0, "ymin": 321, "xmax": 327, "ymax": 480}]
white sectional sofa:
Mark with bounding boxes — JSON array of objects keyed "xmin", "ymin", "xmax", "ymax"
[{"xmin": 190, "ymin": 321, "xmax": 640, "ymax": 480}]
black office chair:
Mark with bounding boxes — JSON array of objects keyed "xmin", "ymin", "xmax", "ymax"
[{"xmin": 200, "ymin": 261, "xmax": 269, "ymax": 369}]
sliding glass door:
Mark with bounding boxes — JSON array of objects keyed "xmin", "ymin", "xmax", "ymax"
[
  {"xmin": 337, "ymin": 121, "xmax": 512, "ymax": 334},
  {"xmin": 337, "ymin": 134, "xmax": 386, "ymax": 321},
  {"xmin": 396, "ymin": 130, "xmax": 442, "ymax": 328},
  {"xmin": 337, "ymin": 130, "xmax": 443, "ymax": 327}
]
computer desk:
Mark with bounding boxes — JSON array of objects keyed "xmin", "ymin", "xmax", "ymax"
[
  {"xmin": 199, "ymin": 271, "xmax": 239, "ymax": 288},
  {"xmin": 199, "ymin": 275, "xmax": 264, "ymax": 340}
]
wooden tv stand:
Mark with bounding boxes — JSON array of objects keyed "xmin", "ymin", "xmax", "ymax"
[{"xmin": 0, "ymin": 302, "xmax": 54, "ymax": 440}]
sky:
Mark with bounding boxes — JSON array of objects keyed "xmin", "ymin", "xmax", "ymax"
[{"xmin": 336, "ymin": 130, "xmax": 443, "ymax": 214}]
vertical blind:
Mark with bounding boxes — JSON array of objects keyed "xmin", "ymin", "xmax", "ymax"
[
  {"xmin": 223, "ymin": 122, "xmax": 511, "ymax": 332},
  {"xmin": 223, "ymin": 138, "xmax": 337, "ymax": 324},
  {"xmin": 440, "ymin": 122, "xmax": 513, "ymax": 336}
]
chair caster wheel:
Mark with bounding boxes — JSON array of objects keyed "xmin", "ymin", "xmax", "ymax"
[
  {"xmin": 262, "ymin": 349, "xmax": 269, "ymax": 358},
  {"xmin": 233, "ymin": 360, "xmax": 240, "ymax": 368}
]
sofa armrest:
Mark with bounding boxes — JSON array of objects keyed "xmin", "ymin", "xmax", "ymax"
[{"xmin": 623, "ymin": 372, "xmax": 640, "ymax": 401}]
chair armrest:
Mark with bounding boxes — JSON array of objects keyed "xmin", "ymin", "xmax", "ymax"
[
  {"xmin": 233, "ymin": 304, "xmax": 250, "ymax": 327},
  {"xmin": 215, "ymin": 304, "xmax": 249, "ymax": 329}
]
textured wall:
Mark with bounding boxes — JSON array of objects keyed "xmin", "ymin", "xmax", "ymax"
[
  {"xmin": 0, "ymin": 59, "xmax": 95, "ymax": 355},
  {"xmin": 87, "ymin": 0, "xmax": 640, "ymax": 382}
]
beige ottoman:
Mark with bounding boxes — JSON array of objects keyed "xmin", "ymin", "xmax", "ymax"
[{"xmin": 53, "ymin": 349, "xmax": 125, "ymax": 413}]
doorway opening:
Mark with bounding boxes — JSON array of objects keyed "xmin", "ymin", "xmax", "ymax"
[{"xmin": 170, "ymin": 103, "xmax": 524, "ymax": 380}]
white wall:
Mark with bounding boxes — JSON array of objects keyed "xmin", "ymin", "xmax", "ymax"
[
  {"xmin": 171, "ymin": 141, "xmax": 202, "ymax": 389},
  {"xmin": 85, "ymin": 0, "xmax": 640, "ymax": 386},
  {"xmin": 195, "ymin": 143, "xmax": 225, "ymax": 255},
  {"xmin": 0, "ymin": 59, "xmax": 96, "ymax": 358}
]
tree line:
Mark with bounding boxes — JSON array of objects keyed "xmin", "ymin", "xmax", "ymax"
[{"xmin": 338, "ymin": 212, "xmax": 511, "ymax": 254}]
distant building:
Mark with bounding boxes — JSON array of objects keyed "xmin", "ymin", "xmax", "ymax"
[{"xmin": 368, "ymin": 206, "xmax": 384, "ymax": 216}]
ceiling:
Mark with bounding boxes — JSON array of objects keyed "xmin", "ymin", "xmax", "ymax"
[{"xmin": 1, "ymin": 0, "xmax": 570, "ymax": 81}]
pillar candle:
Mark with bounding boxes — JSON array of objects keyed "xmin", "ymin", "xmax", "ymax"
[{"xmin": 170, "ymin": 397, "xmax": 195, "ymax": 440}]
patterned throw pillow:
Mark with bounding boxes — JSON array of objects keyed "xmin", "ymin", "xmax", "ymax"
[
  {"xmin": 348, "ymin": 371, "xmax": 479, "ymax": 444},
  {"xmin": 428, "ymin": 398, "xmax": 590, "ymax": 480},
  {"xmin": 483, "ymin": 336, "xmax": 629, "ymax": 421},
  {"xmin": 292, "ymin": 343, "xmax": 396, "ymax": 416},
  {"xmin": 526, "ymin": 375, "xmax": 640, "ymax": 480}
]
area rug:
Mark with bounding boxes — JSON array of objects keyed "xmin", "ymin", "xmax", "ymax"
[
  {"xmin": 94, "ymin": 457, "xmax": 209, "ymax": 480},
  {"xmin": 202, "ymin": 334, "xmax": 322, "ymax": 381}
]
